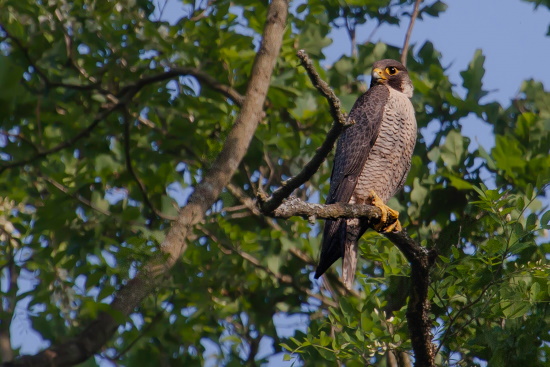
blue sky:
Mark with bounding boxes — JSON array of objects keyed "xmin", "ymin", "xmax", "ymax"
[
  {"xmin": 327, "ymin": 0, "xmax": 550, "ymax": 104},
  {"xmin": 324, "ymin": 0, "xmax": 550, "ymax": 153},
  {"xmin": 9, "ymin": 0, "xmax": 550, "ymax": 365}
]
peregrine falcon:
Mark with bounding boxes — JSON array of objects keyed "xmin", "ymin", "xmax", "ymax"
[{"xmin": 314, "ymin": 59, "xmax": 417, "ymax": 288}]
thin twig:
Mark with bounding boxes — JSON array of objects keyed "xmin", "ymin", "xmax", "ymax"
[
  {"xmin": 0, "ymin": 131, "xmax": 40, "ymax": 153},
  {"xmin": 1, "ymin": 24, "xmax": 99, "ymax": 91},
  {"xmin": 122, "ymin": 67, "xmax": 245, "ymax": 107},
  {"xmin": 155, "ymin": 0, "xmax": 169, "ymax": 22},
  {"xmin": 364, "ymin": 21, "xmax": 381, "ymax": 47},
  {"xmin": 0, "ymin": 104, "xmax": 118, "ymax": 174},
  {"xmin": 189, "ymin": 0, "xmax": 214, "ymax": 22},
  {"xmin": 40, "ymin": 174, "xmax": 111, "ymax": 216},
  {"xmin": 0, "ymin": 25, "xmax": 50, "ymax": 84},
  {"xmin": 435, "ymin": 280, "xmax": 496, "ymax": 355},
  {"xmin": 400, "ymin": 0, "xmax": 422, "ymax": 66},
  {"xmin": 122, "ymin": 111, "xmax": 176, "ymax": 221},
  {"xmin": 296, "ymin": 50, "xmax": 347, "ymax": 127}
]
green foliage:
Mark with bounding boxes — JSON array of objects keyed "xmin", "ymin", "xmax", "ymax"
[{"xmin": 0, "ymin": 0, "xmax": 549, "ymax": 366}]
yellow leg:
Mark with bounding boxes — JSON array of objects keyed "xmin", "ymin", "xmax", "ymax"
[{"xmin": 368, "ymin": 190, "xmax": 401, "ymax": 233}]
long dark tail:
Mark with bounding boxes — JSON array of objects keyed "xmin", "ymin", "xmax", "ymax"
[
  {"xmin": 315, "ymin": 219, "xmax": 368, "ymax": 289},
  {"xmin": 314, "ymin": 219, "xmax": 345, "ymax": 279}
]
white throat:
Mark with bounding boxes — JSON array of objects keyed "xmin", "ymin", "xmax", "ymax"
[{"xmin": 400, "ymin": 80, "xmax": 414, "ymax": 98}]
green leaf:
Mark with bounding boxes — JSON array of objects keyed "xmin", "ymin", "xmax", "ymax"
[
  {"xmin": 541, "ymin": 210, "xmax": 550, "ymax": 229},
  {"xmin": 477, "ymin": 144, "xmax": 497, "ymax": 170},
  {"xmin": 422, "ymin": 1, "xmax": 449, "ymax": 17},
  {"xmin": 440, "ymin": 130, "xmax": 467, "ymax": 169},
  {"xmin": 460, "ymin": 49, "xmax": 488, "ymax": 103}
]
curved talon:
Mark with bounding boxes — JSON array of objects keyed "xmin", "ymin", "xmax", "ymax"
[{"xmin": 368, "ymin": 190, "xmax": 401, "ymax": 233}]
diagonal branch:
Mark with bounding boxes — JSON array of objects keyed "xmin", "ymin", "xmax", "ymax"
[
  {"xmin": 258, "ymin": 50, "xmax": 351, "ymax": 214},
  {"xmin": 40, "ymin": 174, "xmax": 111, "ymax": 216},
  {"xmin": 2, "ymin": 1, "xmax": 289, "ymax": 366},
  {"xmin": 296, "ymin": 50, "xmax": 347, "ymax": 127},
  {"xmin": 400, "ymin": 0, "xmax": 422, "ymax": 66}
]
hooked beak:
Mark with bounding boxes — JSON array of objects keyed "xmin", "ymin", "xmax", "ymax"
[{"xmin": 372, "ymin": 68, "xmax": 387, "ymax": 83}]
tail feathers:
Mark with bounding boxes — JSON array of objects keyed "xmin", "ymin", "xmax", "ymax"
[
  {"xmin": 316, "ymin": 219, "xmax": 369, "ymax": 290},
  {"xmin": 315, "ymin": 219, "xmax": 345, "ymax": 279},
  {"xmin": 342, "ymin": 221, "xmax": 368, "ymax": 289},
  {"xmin": 342, "ymin": 237, "xmax": 358, "ymax": 290}
]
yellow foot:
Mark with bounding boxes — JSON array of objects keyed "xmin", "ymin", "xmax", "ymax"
[{"xmin": 368, "ymin": 190, "xmax": 401, "ymax": 233}]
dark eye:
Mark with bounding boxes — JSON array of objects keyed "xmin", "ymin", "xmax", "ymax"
[{"xmin": 386, "ymin": 66, "xmax": 398, "ymax": 75}]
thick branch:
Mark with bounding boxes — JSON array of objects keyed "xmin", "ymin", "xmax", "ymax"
[
  {"xmin": 270, "ymin": 196, "xmax": 382, "ymax": 221},
  {"xmin": 382, "ymin": 230, "xmax": 437, "ymax": 367},
  {"xmin": 3, "ymin": 1, "xmax": 289, "ymax": 366},
  {"xmin": 258, "ymin": 50, "xmax": 350, "ymax": 214}
]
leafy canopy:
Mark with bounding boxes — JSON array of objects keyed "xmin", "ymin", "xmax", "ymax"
[{"xmin": 0, "ymin": 0, "xmax": 549, "ymax": 366}]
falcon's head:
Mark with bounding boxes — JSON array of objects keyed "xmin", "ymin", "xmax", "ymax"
[{"xmin": 370, "ymin": 59, "xmax": 413, "ymax": 98}]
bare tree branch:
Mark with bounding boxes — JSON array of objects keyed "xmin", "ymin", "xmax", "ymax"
[
  {"xmin": 227, "ymin": 185, "xmax": 359, "ymax": 299},
  {"xmin": 3, "ymin": 1, "xmax": 289, "ymax": 365},
  {"xmin": 258, "ymin": 50, "xmax": 351, "ymax": 214},
  {"xmin": 385, "ymin": 231, "xmax": 436, "ymax": 367},
  {"xmin": 188, "ymin": 0, "xmax": 215, "ymax": 22},
  {"xmin": 0, "ymin": 131, "xmax": 40, "ymax": 153},
  {"xmin": 296, "ymin": 50, "xmax": 348, "ymax": 127},
  {"xmin": 400, "ymin": 0, "xmax": 422, "ymax": 66},
  {"xmin": 270, "ymin": 196, "xmax": 382, "ymax": 221}
]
